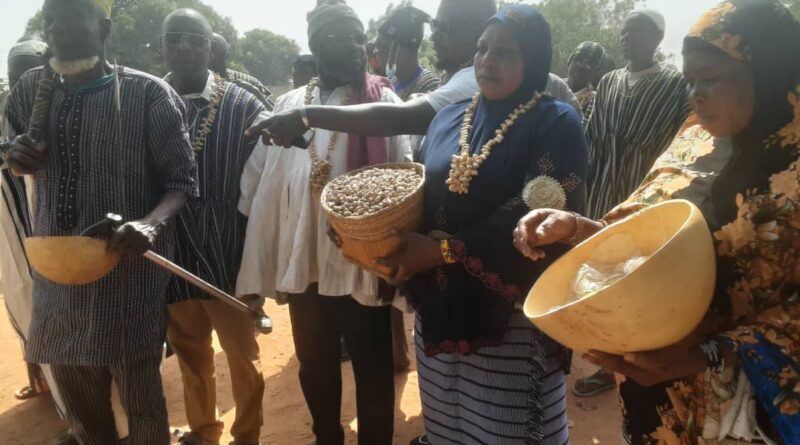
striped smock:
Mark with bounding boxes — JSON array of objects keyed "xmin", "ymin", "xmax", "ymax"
[
  {"xmin": 585, "ymin": 64, "xmax": 690, "ymax": 219},
  {"xmin": 5, "ymin": 66, "xmax": 198, "ymax": 366}
]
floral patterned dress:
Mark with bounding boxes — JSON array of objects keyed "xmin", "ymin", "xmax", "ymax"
[
  {"xmin": 601, "ymin": 2, "xmax": 800, "ymax": 442},
  {"xmin": 606, "ymin": 110, "xmax": 800, "ymax": 444}
]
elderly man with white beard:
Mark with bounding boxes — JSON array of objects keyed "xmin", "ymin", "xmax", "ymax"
[{"xmin": 0, "ymin": 0, "xmax": 198, "ymax": 443}]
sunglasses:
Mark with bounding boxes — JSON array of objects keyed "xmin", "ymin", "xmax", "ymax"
[
  {"xmin": 324, "ymin": 32, "xmax": 369, "ymax": 46},
  {"xmin": 162, "ymin": 32, "xmax": 210, "ymax": 48}
]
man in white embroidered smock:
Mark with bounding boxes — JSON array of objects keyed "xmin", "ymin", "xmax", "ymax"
[{"xmin": 236, "ymin": 1, "xmax": 411, "ymax": 444}]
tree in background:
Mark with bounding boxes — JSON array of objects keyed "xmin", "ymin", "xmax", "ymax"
[
  {"xmin": 494, "ymin": 0, "xmax": 800, "ymax": 75},
  {"xmin": 364, "ymin": 0, "xmax": 641, "ymax": 78},
  {"xmin": 29, "ymin": 0, "xmax": 799, "ymax": 85},
  {"xmin": 24, "ymin": 0, "xmax": 299, "ymax": 84},
  {"xmin": 238, "ymin": 29, "xmax": 300, "ymax": 86},
  {"xmin": 496, "ymin": 0, "xmax": 641, "ymax": 76},
  {"xmin": 540, "ymin": 0, "xmax": 640, "ymax": 75}
]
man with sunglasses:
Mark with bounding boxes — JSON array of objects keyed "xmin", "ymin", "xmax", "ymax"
[
  {"xmin": 566, "ymin": 41, "xmax": 613, "ymax": 126},
  {"xmin": 247, "ymin": 0, "xmax": 497, "ymax": 145},
  {"xmin": 371, "ymin": 5, "xmax": 441, "ymax": 372},
  {"xmin": 250, "ymin": 0, "xmax": 580, "ymax": 147},
  {"xmin": 236, "ymin": 1, "xmax": 411, "ymax": 444},
  {"xmin": 0, "ymin": 0, "xmax": 198, "ymax": 443},
  {"xmin": 160, "ymin": 9, "xmax": 266, "ymax": 445},
  {"xmin": 374, "ymin": 6, "xmax": 440, "ymax": 102}
]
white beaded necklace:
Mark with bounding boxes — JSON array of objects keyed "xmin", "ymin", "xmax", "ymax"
[
  {"xmin": 446, "ymin": 91, "xmax": 543, "ymax": 194},
  {"xmin": 305, "ymin": 78, "xmax": 351, "ymax": 194}
]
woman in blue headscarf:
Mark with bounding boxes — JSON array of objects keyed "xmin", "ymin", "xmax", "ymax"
[{"xmin": 379, "ymin": 5, "xmax": 587, "ymax": 444}]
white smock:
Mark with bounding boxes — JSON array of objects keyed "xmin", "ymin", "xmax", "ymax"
[{"xmin": 236, "ymin": 84, "xmax": 411, "ymax": 306}]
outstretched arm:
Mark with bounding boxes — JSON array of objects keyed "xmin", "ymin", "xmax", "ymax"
[{"xmin": 247, "ymin": 97, "xmax": 437, "ymax": 147}]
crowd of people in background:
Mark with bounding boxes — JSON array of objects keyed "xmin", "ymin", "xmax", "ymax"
[{"xmin": 1, "ymin": 0, "xmax": 800, "ymax": 444}]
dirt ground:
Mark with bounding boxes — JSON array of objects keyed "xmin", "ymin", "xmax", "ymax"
[{"xmin": 0, "ymin": 297, "xmax": 620, "ymax": 445}]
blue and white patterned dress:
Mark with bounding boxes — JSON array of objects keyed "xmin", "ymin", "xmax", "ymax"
[{"xmin": 405, "ymin": 8, "xmax": 587, "ymax": 443}]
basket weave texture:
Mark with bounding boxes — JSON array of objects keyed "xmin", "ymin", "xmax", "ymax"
[{"xmin": 321, "ymin": 162, "xmax": 425, "ymax": 277}]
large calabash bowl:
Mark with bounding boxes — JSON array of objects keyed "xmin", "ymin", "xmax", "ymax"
[{"xmin": 523, "ymin": 199, "xmax": 716, "ymax": 354}]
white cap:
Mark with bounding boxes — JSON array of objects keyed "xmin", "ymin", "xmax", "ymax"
[{"xmin": 628, "ymin": 9, "xmax": 666, "ymax": 35}]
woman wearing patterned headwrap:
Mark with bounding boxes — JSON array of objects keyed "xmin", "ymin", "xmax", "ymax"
[
  {"xmin": 515, "ymin": 1, "xmax": 800, "ymax": 443},
  {"xmin": 379, "ymin": 5, "xmax": 587, "ymax": 444}
]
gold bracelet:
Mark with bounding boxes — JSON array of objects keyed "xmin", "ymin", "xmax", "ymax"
[{"xmin": 440, "ymin": 239, "xmax": 457, "ymax": 264}]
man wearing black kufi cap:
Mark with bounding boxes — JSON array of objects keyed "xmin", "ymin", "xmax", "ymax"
[
  {"xmin": 249, "ymin": 0, "xmax": 498, "ymax": 145},
  {"xmin": 251, "ymin": 0, "xmax": 581, "ymax": 147},
  {"xmin": 236, "ymin": 2, "xmax": 411, "ymax": 444}
]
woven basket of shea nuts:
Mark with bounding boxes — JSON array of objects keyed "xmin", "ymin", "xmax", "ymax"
[{"xmin": 321, "ymin": 162, "xmax": 425, "ymax": 278}]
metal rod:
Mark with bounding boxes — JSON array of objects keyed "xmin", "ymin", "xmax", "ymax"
[{"xmin": 143, "ymin": 250, "xmax": 250, "ymax": 314}]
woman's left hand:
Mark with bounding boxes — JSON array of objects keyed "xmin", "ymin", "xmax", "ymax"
[
  {"xmin": 584, "ymin": 336, "xmax": 708, "ymax": 387},
  {"xmin": 376, "ymin": 231, "xmax": 445, "ymax": 286}
]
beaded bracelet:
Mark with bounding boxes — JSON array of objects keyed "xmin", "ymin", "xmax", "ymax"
[
  {"xmin": 440, "ymin": 239, "xmax": 457, "ymax": 264},
  {"xmin": 699, "ymin": 338, "xmax": 726, "ymax": 374}
]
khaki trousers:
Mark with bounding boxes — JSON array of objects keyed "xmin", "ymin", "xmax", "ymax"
[{"xmin": 168, "ymin": 300, "xmax": 264, "ymax": 444}]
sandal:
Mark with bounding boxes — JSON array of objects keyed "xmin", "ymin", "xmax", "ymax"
[
  {"xmin": 572, "ymin": 369, "xmax": 616, "ymax": 397},
  {"xmin": 15, "ymin": 383, "xmax": 50, "ymax": 400},
  {"xmin": 410, "ymin": 435, "xmax": 431, "ymax": 445},
  {"xmin": 174, "ymin": 430, "xmax": 219, "ymax": 445}
]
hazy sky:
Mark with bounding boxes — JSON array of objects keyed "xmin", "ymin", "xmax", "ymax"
[{"xmin": 0, "ymin": 0, "xmax": 720, "ymax": 79}]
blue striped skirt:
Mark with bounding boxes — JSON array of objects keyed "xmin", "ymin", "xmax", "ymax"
[{"xmin": 415, "ymin": 313, "xmax": 570, "ymax": 445}]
